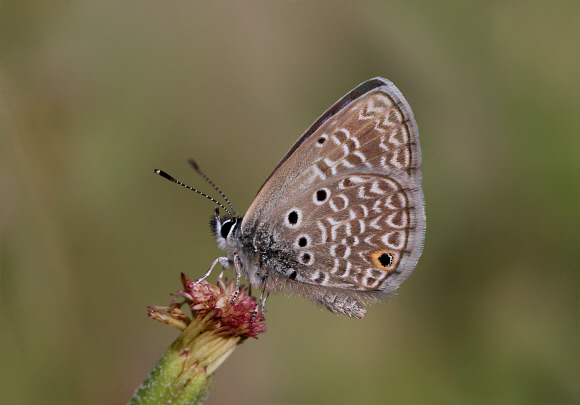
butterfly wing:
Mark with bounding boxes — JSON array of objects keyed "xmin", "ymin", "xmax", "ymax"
[
  {"xmin": 256, "ymin": 78, "xmax": 395, "ymax": 191},
  {"xmin": 266, "ymin": 171, "xmax": 424, "ymax": 291},
  {"xmin": 244, "ymin": 77, "xmax": 422, "ymax": 223},
  {"xmin": 241, "ymin": 78, "xmax": 425, "ymax": 316}
]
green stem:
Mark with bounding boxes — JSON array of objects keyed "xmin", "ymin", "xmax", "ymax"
[{"xmin": 127, "ymin": 315, "xmax": 238, "ymax": 405}]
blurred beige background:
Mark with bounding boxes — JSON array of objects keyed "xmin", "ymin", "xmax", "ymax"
[{"xmin": 1, "ymin": 2, "xmax": 578, "ymax": 404}]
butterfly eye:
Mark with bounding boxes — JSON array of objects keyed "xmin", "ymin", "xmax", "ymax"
[{"xmin": 220, "ymin": 220, "xmax": 234, "ymax": 239}]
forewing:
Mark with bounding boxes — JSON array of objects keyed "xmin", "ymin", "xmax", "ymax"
[{"xmin": 243, "ymin": 77, "xmax": 422, "ymax": 228}]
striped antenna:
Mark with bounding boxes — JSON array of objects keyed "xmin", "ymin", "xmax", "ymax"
[
  {"xmin": 188, "ymin": 158, "xmax": 237, "ymax": 216},
  {"xmin": 154, "ymin": 169, "xmax": 232, "ymax": 217}
]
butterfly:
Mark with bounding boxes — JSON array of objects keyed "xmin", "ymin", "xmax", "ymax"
[{"xmin": 156, "ymin": 77, "xmax": 425, "ymax": 318}]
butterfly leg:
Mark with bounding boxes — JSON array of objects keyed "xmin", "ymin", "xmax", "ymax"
[
  {"xmin": 230, "ymin": 254, "xmax": 243, "ymax": 303},
  {"xmin": 195, "ymin": 257, "xmax": 229, "ymax": 284},
  {"xmin": 250, "ymin": 269, "xmax": 269, "ymax": 321},
  {"xmin": 251, "ymin": 290, "xmax": 269, "ymax": 322},
  {"xmin": 230, "ymin": 271, "xmax": 241, "ymax": 302},
  {"xmin": 260, "ymin": 292, "xmax": 269, "ymax": 312},
  {"xmin": 217, "ymin": 264, "xmax": 226, "ymax": 280},
  {"xmin": 319, "ymin": 291, "xmax": 366, "ymax": 319}
]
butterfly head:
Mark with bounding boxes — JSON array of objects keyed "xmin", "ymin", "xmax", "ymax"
[{"xmin": 210, "ymin": 208, "xmax": 242, "ymax": 250}]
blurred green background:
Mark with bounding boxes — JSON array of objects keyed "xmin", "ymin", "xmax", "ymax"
[{"xmin": 1, "ymin": 2, "xmax": 578, "ymax": 404}]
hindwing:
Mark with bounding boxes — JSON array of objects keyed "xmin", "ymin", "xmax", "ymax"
[{"xmin": 264, "ymin": 171, "xmax": 424, "ymax": 295}]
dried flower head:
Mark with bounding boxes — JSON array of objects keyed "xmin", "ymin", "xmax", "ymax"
[
  {"xmin": 149, "ymin": 273, "xmax": 266, "ymax": 340},
  {"xmin": 134, "ymin": 274, "xmax": 266, "ymax": 405}
]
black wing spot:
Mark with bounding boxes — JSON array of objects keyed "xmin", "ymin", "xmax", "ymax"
[
  {"xmin": 288, "ymin": 210, "xmax": 299, "ymax": 224},
  {"xmin": 314, "ymin": 271, "xmax": 326, "ymax": 284},
  {"xmin": 379, "ymin": 253, "xmax": 393, "ymax": 267}
]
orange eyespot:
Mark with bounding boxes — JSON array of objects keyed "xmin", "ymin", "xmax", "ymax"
[{"xmin": 370, "ymin": 250, "xmax": 397, "ymax": 271}]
